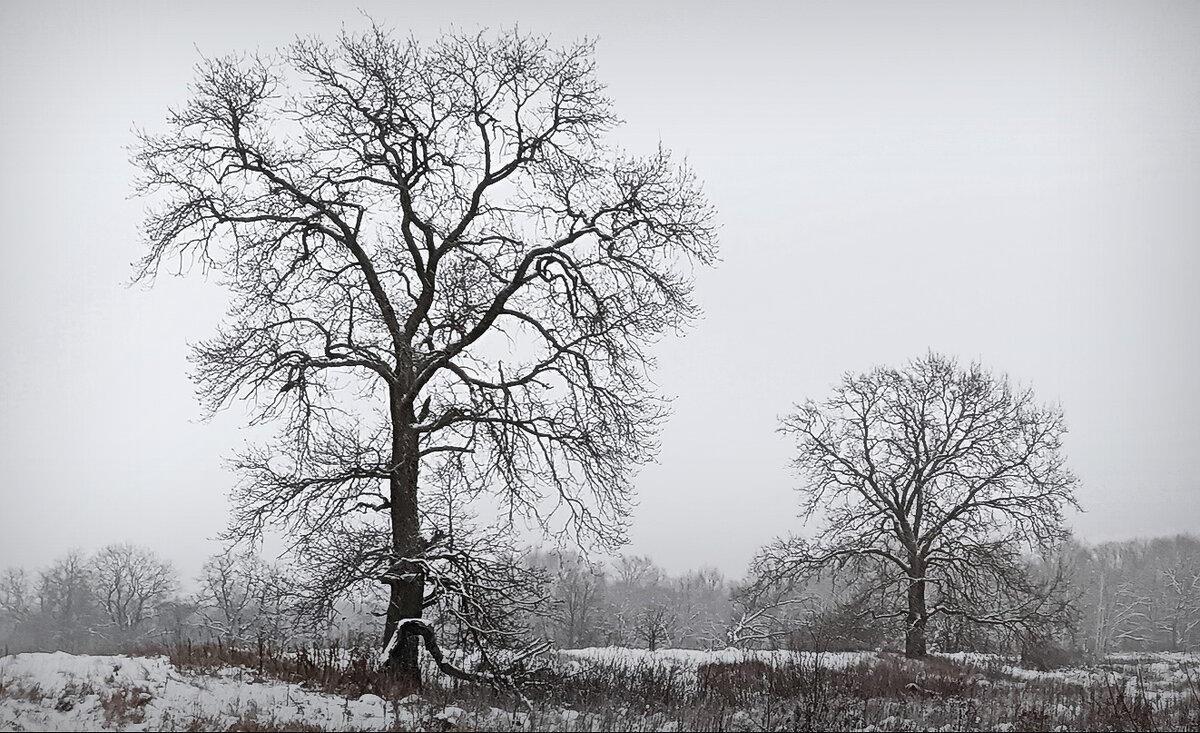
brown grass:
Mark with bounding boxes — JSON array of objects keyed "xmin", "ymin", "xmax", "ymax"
[
  {"xmin": 27, "ymin": 639, "xmax": 1199, "ymax": 731},
  {"xmin": 98, "ymin": 685, "xmax": 153, "ymax": 726}
]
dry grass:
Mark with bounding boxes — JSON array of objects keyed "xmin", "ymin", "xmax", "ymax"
[
  {"xmin": 97, "ymin": 684, "xmax": 153, "ymax": 726},
  {"xmin": 157, "ymin": 638, "xmax": 399, "ymax": 697},
  {"xmin": 38, "ymin": 640, "xmax": 1200, "ymax": 731}
]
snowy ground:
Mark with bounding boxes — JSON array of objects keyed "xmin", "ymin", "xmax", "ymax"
[
  {"xmin": 1, "ymin": 647, "xmax": 1197, "ymax": 731},
  {"xmin": 0, "ymin": 651, "xmax": 522, "ymax": 731}
]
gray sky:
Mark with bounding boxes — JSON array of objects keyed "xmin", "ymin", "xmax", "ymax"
[{"xmin": 1, "ymin": 1, "xmax": 1197, "ymax": 585}]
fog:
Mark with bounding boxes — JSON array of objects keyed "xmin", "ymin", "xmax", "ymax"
[{"xmin": 1, "ymin": 1, "xmax": 1197, "ymax": 587}]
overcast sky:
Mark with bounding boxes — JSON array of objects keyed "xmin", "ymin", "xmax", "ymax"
[{"xmin": 1, "ymin": 1, "xmax": 1197, "ymax": 585}]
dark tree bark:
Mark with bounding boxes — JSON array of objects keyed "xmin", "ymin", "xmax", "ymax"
[
  {"xmin": 133, "ymin": 26, "xmax": 716, "ymax": 687},
  {"xmin": 905, "ymin": 556, "xmax": 927, "ymax": 657},
  {"xmin": 381, "ymin": 385, "xmax": 423, "ymax": 679}
]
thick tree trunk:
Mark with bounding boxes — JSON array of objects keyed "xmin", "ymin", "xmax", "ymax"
[
  {"xmin": 382, "ymin": 385, "xmax": 424, "ymax": 688},
  {"xmin": 383, "ymin": 579, "xmax": 423, "ymax": 685},
  {"xmin": 905, "ymin": 560, "xmax": 927, "ymax": 658}
]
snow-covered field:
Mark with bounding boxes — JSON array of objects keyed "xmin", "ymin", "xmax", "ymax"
[
  {"xmin": 0, "ymin": 651, "xmax": 522, "ymax": 731},
  {"xmin": 1, "ymin": 647, "xmax": 1197, "ymax": 731}
]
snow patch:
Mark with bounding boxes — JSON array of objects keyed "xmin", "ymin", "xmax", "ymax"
[{"xmin": 0, "ymin": 652, "xmax": 418, "ymax": 731}]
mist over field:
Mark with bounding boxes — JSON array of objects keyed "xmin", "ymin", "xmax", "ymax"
[{"xmin": 2, "ymin": 1, "xmax": 1197, "ymax": 730}]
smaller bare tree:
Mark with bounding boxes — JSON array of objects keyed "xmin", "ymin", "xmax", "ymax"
[
  {"xmin": 91, "ymin": 544, "xmax": 178, "ymax": 637},
  {"xmin": 615, "ymin": 555, "xmax": 658, "ymax": 588},
  {"xmin": 37, "ymin": 550, "xmax": 97, "ymax": 650},
  {"xmin": 1156, "ymin": 537, "xmax": 1200, "ymax": 651},
  {"xmin": 765, "ymin": 353, "xmax": 1079, "ymax": 657},
  {"xmin": 549, "ymin": 552, "xmax": 608, "ymax": 648},
  {"xmin": 0, "ymin": 568, "xmax": 31, "ymax": 627},
  {"xmin": 1084, "ymin": 541, "xmax": 1156, "ymax": 655},
  {"xmin": 635, "ymin": 598, "xmax": 678, "ymax": 652},
  {"xmin": 196, "ymin": 550, "xmax": 275, "ymax": 642},
  {"xmin": 673, "ymin": 568, "xmax": 731, "ymax": 649}
]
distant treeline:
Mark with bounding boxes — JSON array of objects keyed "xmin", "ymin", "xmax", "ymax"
[
  {"xmin": 1072, "ymin": 534, "xmax": 1200, "ymax": 654},
  {"xmin": 2, "ymin": 535, "xmax": 1197, "ymax": 657}
]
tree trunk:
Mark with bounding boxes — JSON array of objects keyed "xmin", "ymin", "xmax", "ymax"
[
  {"xmin": 382, "ymin": 385, "xmax": 424, "ymax": 688},
  {"xmin": 905, "ymin": 560, "xmax": 927, "ymax": 658}
]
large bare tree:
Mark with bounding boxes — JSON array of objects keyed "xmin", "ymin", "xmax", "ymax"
[
  {"xmin": 133, "ymin": 26, "xmax": 716, "ymax": 685},
  {"xmin": 756, "ymin": 353, "xmax": 1078, "ymax": 657}
]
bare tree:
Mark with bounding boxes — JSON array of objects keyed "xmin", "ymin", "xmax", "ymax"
[
  {"xmin": 727, "ymin": 572, "xmax": 818, "ymax": 649},
  {"xmin": 1079, "ymin": 539, "xmax": 1159, "ymax": 655},
  {"xmin": 550, "ymin": 552, "xmax": 607, "ymax": 648},
  {"xmin": 133, "ymin": 24, "xmax": 715, "ymax": 686},
  {"xmin": 635, "ymin": 598, "xmax": 678, "ymax": 652},
  {"xmin": 614, "ymin": 555, "xmax": 658, "ymax": 588},
  {"xmin": 196, "ymin": 550, "xmax": 274, "ymax": 642},
  {"xmin": 91, "ymin": 544, "xmax": 178, "ymax": 637},
  {"xmin": 155, "ymin": 597, "xmax": 199, "ymax": 644},
  {"xmin": 1157, "ymin": 537, "xmax": 1200, "ymax": 651},
  {"xmin": 37, "ymin": 551, "xmax": 97, "ymax": 650},
  {"xmin": 0, "ymin": 568, "xmax": 31, "ymax": 626},
  {"xmin": 0, "ymin": 568, "xmax": 32, "ymax": 646},
  {"xmin": 601, "ymin": 554, "xmax": 663, "ymax": 647},
  {"xmin": 1075, "ymin": 535, "xmax": 1200, "ymax": 655},
  {"xmin": 762, "ymin": 353, "xmax": 1079, "ymax": 657},
  {"xmin": 673, "ymin": 568, "xmax": 731, "ymax": 649}
]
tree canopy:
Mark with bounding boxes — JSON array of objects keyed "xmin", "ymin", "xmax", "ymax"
[
  {"xmin": 133, "ymin": 25, "xmax": 717, "ymax": 685},
  {"xmin": 753, "ymin": 353, "xmax": 1079, "ymax": 656}
]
